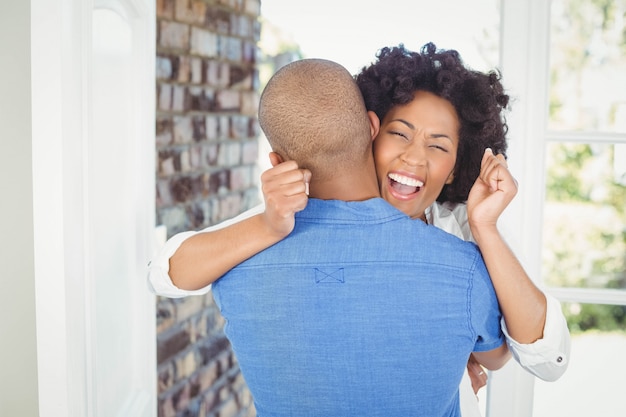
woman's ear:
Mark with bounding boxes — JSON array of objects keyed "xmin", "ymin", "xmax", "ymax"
[
  {"xmin": 367, "ymin": 111, "xmax": 380, "ymax": 141},
  {"xmin": 445, "ymin": 171, "xmax": 455, "ymax": 184},
  {"xmin": 268, "ymin": 151, "xmax": 285, "ymax": 167}
]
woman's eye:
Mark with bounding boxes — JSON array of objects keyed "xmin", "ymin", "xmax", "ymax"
[
  {"xmin": 391, "ymin": 131, "xmax": 409, "ymax": 140},
  {"xmin": 429, "ymin": 144, "xmax": 448, "ymax": 152}
]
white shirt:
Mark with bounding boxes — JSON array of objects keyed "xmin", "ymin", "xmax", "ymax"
[{"xmin": 148, "ymin": 201, "xmax": 571, "ymax": 416}]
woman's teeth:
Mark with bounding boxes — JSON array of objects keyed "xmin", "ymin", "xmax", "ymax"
[{"xmin": 388, "ymin": 173, "xmax": 423, "ymax": 187}]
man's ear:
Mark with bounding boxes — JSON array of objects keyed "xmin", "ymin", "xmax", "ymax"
[
  {"xmin": 367, "ymin": 111, "xmax": 380, "ymax": 141},
  {"xmin": 268, "ymin": 151, "xmax": 285, "ymax": 167}
]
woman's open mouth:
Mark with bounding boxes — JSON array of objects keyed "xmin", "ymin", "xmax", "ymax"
[{"xmin": 388, "ymin": 173, "xmax": 423, "ymax": 196}]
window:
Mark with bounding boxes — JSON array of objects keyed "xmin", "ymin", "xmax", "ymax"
[
  {"xmin": 537, "ymin": 1, "xmax": 626, "ymax": 416},
  {"xmin": 499, "ymin": 1, "xmax": 626, "ymax": 416}
]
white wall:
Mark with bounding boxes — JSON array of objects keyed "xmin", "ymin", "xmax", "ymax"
[{"xmin": 0, "ymin": 1, "xmax": 40, "ymax": 415}]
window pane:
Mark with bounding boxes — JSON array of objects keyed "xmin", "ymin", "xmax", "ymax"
[
  {"xmin": 533, "ymin": 303, "xmax": 626, "ymax": 417},
  {"xmin": 548, "ymin": 0, "xmax": 626, "ymax": 133},
  {"xmin": 542, "ymin": 141, "xmax": 626, "ymax": 289}
]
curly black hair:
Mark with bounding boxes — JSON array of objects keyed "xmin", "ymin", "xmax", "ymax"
[{"xmin": 355, "ymin": 42, "xmax": 509, "ymax": 203}]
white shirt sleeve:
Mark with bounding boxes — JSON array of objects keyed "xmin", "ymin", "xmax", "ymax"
[
  {"xmin": 146, "ymin": 203, "xmax": 266, "ymax": 298},
  {"xmin": 500, "ymin": 293, "xmax": 570, "ymax": 381},
  {"xmin": 428, "ymin": 201, "xmax": 571, "ymax": 381}
]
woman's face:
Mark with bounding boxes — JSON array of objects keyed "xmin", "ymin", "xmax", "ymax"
[{"xmin": 373, "ymin": 90, "xmax": 459, "ymax": 221}]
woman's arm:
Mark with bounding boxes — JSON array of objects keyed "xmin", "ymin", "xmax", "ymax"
[
  {"xmin": 501, "ymin": 293, "xmax": 570, "ymax": 381},
  {"xmin": 465, "ymin": 149, "xmax": 570, "ymax": 380},
  {"xmin": 169, "ymin": 212, "xmax": 287, "ymax": 290},
  {"xmin": 470, "ymin": 225, "xmax": 547, "ymax": 343},
  {"xmin": 148, "ymin": 156, "xmax": 311, "ymax": 294},
  {"xmin": 147, "ymin": 205, "xmax": 264, "ymax": 297},
  {"xmin": 467, "ymin": 148, "xmax": 547, "ymax": 344}
]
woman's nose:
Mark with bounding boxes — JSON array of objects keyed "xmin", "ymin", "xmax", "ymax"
[{"xmin": 400, "ymin": 144, "xmax": 426, "ymax": 166}]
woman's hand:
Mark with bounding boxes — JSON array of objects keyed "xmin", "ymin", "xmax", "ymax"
[
  {"xmin": 466, "ymin": 353, "xmax": 488, "ymax": 395},
  {"xmin": 467, "ymin": 148, "xmax": 518, "ymax": 231},
  {"xmin": 260, "ymin": 152, "xmax": 312, "ymax": 239}
]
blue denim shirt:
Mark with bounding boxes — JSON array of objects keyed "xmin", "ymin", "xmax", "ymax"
[{"xmin": 212, "ymin": 198, "xmax": 504, "ymax": 417}]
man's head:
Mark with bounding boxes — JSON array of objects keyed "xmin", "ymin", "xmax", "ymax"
[{"xmin": 259, "ymin": 58, "xmax": 374, "ymax": 182}]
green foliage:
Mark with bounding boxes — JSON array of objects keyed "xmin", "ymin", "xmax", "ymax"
[
  {"xmin": 564, "ymin": 302, "xmax": 626, "ymax": 333},
  {"xmin": 545, "ymin": 143, "xmax": 593, "ymax": 201},
  {"xmin": 606, "ymin": 157, "xmax": 626, "ymax": 215},
  {"xmin": 543, "ymin": 141, "xmax": 626, "ymax": 290},
  {"xmin": 544, "ymin": 141, "xmax": 625, "ymax": 331}
]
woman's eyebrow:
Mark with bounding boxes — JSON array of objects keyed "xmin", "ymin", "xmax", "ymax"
[
  {"xmin": 390, "ymin": 118, "xmax": 415, "ymax": 130},
  {"xmin": 430, "ymin": 133, "xmax": 454, "ymax": 142}
]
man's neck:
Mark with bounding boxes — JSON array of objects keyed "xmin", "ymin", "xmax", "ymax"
[{"xmin": 308, "ymin": 166, "xmax": 380, "ymax": 202}]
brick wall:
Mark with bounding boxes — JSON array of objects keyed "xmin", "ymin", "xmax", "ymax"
[{"xmin": 155, "ymin": 1, "xmax": 261, "ymax": 416}]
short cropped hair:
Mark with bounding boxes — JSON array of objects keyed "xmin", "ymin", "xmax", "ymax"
[
  {"xmin": 355, "ymin": 43, "xmax": 509, "ymax": 203},
  {"xmin": 259, "ymin": 58, "xmax": 372, "ymax": 181}
]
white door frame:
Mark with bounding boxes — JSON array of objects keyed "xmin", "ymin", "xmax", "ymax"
[
  {"xmin": 31, "ymin": 0, "xmax": 156, "ymax": 415},
  {"xmin": 485, "ymin": 1, "xmax": 552, "ymax": 415}
]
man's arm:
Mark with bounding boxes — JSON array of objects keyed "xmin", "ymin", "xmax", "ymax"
[{"xmin": 472, "ymin": 343, "xmax": 511, "ymax": 371}]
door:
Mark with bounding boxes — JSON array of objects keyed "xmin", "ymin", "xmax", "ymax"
[{"xmin": 31, "ymin": 0, "xmax": 157, "ymax": 416}]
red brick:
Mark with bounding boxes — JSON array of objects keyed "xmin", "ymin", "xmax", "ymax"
[
  {"xmin": 157, "ymin": 327, "xmax": 192, "ymax": 364},
  {"xmin": 157, "ymin": 0, "xmax": 175, "ymax": 19},
  {"xmin": 154, "ymin": 2, "xmax": 259, "ymax": 416},
  {"xmin": 159, "ymin": 21, "xmax": 190, "ymax": 50},
  {"xmin": 190, "ymin": 27, "xmax": 218, "ymax": 57}
]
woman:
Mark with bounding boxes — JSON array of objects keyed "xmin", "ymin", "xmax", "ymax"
[
  {"xmin": 356, "ymin": 43, "xmax": 569, "ymax": 415},
  {"xmin": 148, "ymin": 43, "xmax": 570, "ymax": 416}
]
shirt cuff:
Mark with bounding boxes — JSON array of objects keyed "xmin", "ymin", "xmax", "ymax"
[{"xmin": 501, "ymin": 293, "xmax": 571, "ymax": 381}]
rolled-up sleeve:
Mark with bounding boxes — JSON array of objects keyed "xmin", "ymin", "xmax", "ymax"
[{"xmin": 501, "ymin": 293, "xmax": 571, "ymax": 381}]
